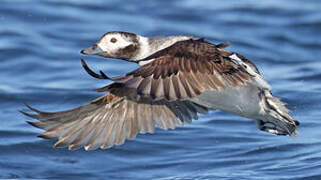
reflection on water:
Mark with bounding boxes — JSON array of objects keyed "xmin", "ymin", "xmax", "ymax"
[{"xmin": 1, "ymin": 0, "xmax": 321, "ymax": 179}]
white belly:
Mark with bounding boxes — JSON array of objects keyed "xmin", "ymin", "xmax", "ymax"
[{"xmin": 190, "ymin": 83, "xmax": 263, "ymax": 119}]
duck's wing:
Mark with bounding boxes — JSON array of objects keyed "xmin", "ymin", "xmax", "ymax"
[
  {"xmin": 94, "ymin": 39, "xmax": 256, "ymax": 101},
  {"xmin": 21, "ymin": 87, "xmax": 208, "ymax": 151}
]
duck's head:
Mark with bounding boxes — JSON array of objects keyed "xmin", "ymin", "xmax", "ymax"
[{"xmin": 81, "ymin": 31, "xmax": 144, "ymax": 61}]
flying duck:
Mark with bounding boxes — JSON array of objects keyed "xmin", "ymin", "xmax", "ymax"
[{"xmin": 21, "ymin": 31, "xmax": 299, "ymax": 150}]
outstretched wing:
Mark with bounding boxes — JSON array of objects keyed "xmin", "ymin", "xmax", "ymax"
[
  {"xmin": 91, "ymin": 39, "xmax": 253, "ymax": 101},
  {"xmin": 21, "ymin": 87, "xmax": 208, "ymax": 151}
]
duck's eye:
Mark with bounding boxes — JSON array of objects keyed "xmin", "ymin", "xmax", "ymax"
[{"xmin": 110, "ymin": 38, "xmax": 117, "ymax": 43}]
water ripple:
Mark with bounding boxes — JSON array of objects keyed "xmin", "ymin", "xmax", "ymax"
[{"xmin": 0, "ymin": 0, "xmax": 321, "ymax": 179}]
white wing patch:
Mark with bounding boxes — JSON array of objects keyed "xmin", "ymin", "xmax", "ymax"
[
  {"xmin": 229, "ymin": 54, "xmax": 271, "ymax": 90},
  {"xmin": 229, "ymin": 54, "xmax": 256, "ymax": 76},
  {"xmin": 138, "ymin": 58, "xmax": 155, "ymax": 66}
]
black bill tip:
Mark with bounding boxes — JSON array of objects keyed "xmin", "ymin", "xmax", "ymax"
[{"xmin": 80, "ymin": 44, "xmax": 102, "ymax": 55}]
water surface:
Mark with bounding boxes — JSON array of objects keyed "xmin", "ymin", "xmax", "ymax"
[{"xmin": 1, "ymin": 0, "xmax": 321, "ymax": 179}]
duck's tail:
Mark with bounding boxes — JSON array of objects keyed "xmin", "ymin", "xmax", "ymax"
[{"xmin": 256, "ymin": 90, "xmax": 299, "ymax": 136}]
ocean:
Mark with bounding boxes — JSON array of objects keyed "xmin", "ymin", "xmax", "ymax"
[{"xmin": 1, "ymin": 0, "xmax": 321, "ymax": 179}]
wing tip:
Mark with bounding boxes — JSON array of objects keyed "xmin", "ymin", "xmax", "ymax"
[
  {"xmin": 20, "ymin": 110, "xmax": 38, "ymax": 119},
  {"xmin": 37, "ymin": 133, "xmax": 52, "ymax": 139},
  {"xmin": 54, "ymin": 139, "xmax": 69, "ymax": 149},
  {"xmin": 26, "ymin": 120, "xmax": 40, "ymax": 128},
  {"xmin": 68, "ymin": 144, "xmax": 82, "ymax": 151},
  {"xmin": 20, "ymin": 103, "xmax": 43, "ymax": 119},
  {"xmin": 24, "ymin": 102, "xmax": 40, "ymax": 113}
]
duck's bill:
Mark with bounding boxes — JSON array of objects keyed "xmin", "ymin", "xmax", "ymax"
[{"xmin": 80, "ymin": 44, "xmax": 103, "ymax": 55}]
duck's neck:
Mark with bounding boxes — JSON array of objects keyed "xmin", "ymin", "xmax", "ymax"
[{"xmin": 135, "ymin": 35, "xmax": 198, "ymax": 66}]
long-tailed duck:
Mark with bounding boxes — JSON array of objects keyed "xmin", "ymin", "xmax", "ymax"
[{"xmin": 21, "ymin": 31, "xmax": 299, "ymax": 150}]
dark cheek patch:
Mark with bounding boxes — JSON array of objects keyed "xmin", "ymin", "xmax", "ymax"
[{"xmin": 115, "ymin": 44, "xmax": 139, "ymax": 59}]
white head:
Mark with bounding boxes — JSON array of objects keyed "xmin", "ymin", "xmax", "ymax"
[
  {"xmin": 81, "ymin": 31, "xmax": 143, "ymax": 61},
  {"xmin": 81, "ymin": 31, "xmax": 199, "ymax": 63}
]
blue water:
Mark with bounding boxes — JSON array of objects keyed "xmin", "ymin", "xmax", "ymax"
[{"xmin": 1, "ymin": 0, "xmax": 321, "ymax": 179}]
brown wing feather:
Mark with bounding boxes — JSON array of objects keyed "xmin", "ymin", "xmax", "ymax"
[
  {"xmin": 104, "ymin": 40, "xmax": 252, "ymax": 101},
  {"xmin": 22, "ymin": 87, "xmax": 208, "ymax": 151}
]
